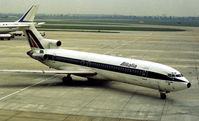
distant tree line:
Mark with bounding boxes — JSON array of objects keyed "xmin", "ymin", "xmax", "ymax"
[
  {"xmin": 1, "ymin": 13, "xmax": 199, "ymax": 26},
  {"xmin": 0, "ymin": 13, "xmax": 199, "ymax": 20}
]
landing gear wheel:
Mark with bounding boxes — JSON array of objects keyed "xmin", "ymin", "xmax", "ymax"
[
  {"xmin": 160, "ymin": 93, "xmax": 166, "ymax": 99},
  {"xmin": 62, "ymin": 74, "xmax": 72, "ymax": 84}
]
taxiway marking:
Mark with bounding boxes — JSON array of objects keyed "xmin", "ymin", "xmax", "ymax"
[{"xmin": 0, "ymin": 76, "xmax": 56, "ymax": 101}]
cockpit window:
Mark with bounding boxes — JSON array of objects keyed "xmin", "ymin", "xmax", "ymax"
[
  {"xmin": 176, "ymin": 74, "xmax": 183, "ymax": 77},
  {"xmin": 168, "ymin": 73, "xmax": 183, "ymax": 78},
  {"xmin": 168, "ymin": 74, "xmax": 174, "ymax": 78}
]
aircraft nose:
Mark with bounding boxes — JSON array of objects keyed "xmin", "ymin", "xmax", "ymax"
[
  {"xmin": 178, "ymin": 76, "xmax": 191, "ymax": 89},
  {"xmin": 187, "ymin": 82, "xmax": 191, "ymax": 88},
  {"xmin": 183, "ymin": 77, "xmax": 191, "ymax": 88}
]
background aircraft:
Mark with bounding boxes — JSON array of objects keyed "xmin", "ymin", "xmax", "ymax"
[{"xmin": 0, "ymin": 5, "xmax": 44, "ymax": 40}]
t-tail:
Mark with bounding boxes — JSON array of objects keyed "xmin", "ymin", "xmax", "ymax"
[
  {"xmin": 17, "ymin": 5, "xmax": 39, "ymax": 23},
  {"xmin": 24, "ymin": 25, "xmax": 62, "ymax": 50}
]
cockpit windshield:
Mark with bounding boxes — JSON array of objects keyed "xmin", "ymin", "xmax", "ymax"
[
  {"xmin": 168, "ymin": 73, "xmax": 183, "ymax": 78},
  {"xmin": 176, "ymin": 74, "xmax": 183, "ymax": 77}
]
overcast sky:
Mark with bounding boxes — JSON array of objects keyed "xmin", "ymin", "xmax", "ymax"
[{"xmin": 0, "ymin": 0, "xmax": 198, "ymax": 16}]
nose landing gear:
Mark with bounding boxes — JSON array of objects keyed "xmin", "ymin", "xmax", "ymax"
[
  {"xmin": 159, "ymin": 91, "xmax": 170, "ymax": 99},
  {"xmin": 160, "ymin": 93, "xmax": 166, "ymax": 99}
]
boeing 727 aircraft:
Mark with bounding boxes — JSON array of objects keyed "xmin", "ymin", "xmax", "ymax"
[
  {"xmin": 0, "ymin": 24, "xmax": 191, "ymax": 99},
  {"xmin": 0, "ymin": 5, "xmax": 42, "ymax": 39}
]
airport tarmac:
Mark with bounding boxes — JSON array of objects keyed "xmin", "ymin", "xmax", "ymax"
[{"xmin": 0, "ymin": 26, "xmax": 199, "ymax": 121}]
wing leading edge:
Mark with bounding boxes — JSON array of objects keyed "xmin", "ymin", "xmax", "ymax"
[{"xmin": 0, "ymin": 69, "xmax": 97, "ymax": 76}]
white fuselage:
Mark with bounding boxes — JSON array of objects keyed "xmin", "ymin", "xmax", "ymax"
[
  {"xmin": 0, "ymin": 22, "xmax": 32, "ymax": 34},
  {"xmin": 30, "ymin": 49, "xmax": 190, "ymax": 92}
]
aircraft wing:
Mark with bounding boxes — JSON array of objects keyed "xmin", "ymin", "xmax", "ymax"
[
  {"xmin": 0, "ymin": 69, "xmax": 97, "ymax": 76},
  {"xmin": 6, "ymin": 22, "xmax": 45, "ymax": 28}
]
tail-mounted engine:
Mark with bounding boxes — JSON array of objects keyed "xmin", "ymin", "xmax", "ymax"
[
  {"xmin": 43, "ymin": 39, "xmax": 62, "ymax": 49},
  {"xmin": 27, "ymin": 50, "xmax": 48, "ymax": 61}
]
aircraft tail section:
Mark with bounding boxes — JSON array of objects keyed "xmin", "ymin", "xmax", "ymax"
[
  {"xmin": 24, "ymin": 25, "xmax": 61, "ymax": 50},
  {"xmin": 17, "ymin": 5, "xmax": 39, "ymax": 22}
]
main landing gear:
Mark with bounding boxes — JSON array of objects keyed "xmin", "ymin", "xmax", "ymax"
[
  {"xmin": 62, "ymin": 74, "xmax": 72, "ymax": 84},
  {"xmin": 160, "ymin": 93, "xmax": 166, "ymax": 99}
]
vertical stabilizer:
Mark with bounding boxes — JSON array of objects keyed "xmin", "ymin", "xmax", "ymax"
[
  {"xmin": 17, "ymin": 5, "xmax": 39, "ymax": 22},
  {"xmin": 23, "ymin": 25, "xmax": 62, "ymax": 50}
]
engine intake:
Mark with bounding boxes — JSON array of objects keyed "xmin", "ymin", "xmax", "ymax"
[
  {"xmin": 27, "ymin": 50, "xmax": 48, "ymax": 61},
  {"xmin": 31, "ymin": 53, "xmax": 47, "ymax": 61}
]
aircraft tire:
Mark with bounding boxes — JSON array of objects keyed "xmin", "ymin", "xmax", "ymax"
[
  {"xmin": 62, "ymin": 74, "xmax": 72, "ymax": 84},
  {"xmin": 160, "ymin": 93, "xmax": 166, "ymax": 99}
]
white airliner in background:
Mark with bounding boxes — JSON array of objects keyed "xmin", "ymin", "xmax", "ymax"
[
  {"xmin": 0, "ymin": 5, "xmax": 43, "ymax": 39},
  {"xmin": 0, "ymin": 24, "xmax": 191, "ymax": 99}
]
